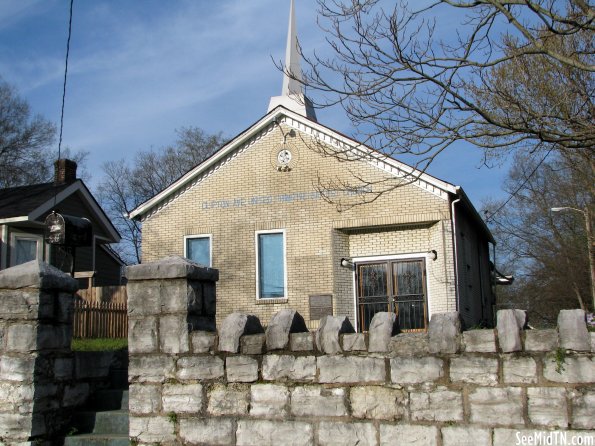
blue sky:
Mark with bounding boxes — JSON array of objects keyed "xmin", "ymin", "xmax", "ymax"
[{"xmin": 0, "ymin": 0, "xmax": 510, "ymax": 206}]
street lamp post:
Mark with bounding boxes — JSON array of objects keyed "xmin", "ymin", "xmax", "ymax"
[{"xmin": 551, "ymin": 206, "xmax": 595, "ymax": 312}]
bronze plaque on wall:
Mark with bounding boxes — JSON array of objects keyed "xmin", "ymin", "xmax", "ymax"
[{"xmin": 309, "ymin": 294, "xmax": 333, "ymax": 320}]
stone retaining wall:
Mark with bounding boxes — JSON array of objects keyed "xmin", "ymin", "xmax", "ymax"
[{"xmin": 126, "ymin": 257, "xmax": 594, "ymax": 446}]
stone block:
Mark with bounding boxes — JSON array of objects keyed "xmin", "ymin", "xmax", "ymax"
[
  {"xmin": 5, "ymin": 324, "xmax": 36, "ymax": 352},
  {"xmin": 129, "ymin": 355, "xmax": 175, "ymax": 383},
  {"xmin": 62, "ymin": 382, "xmax": 89, "ymax": 407},
  {"xmin": 125, "ymin": 255, "xmax": 219, "ymax": 281},
  {"xmin": 266, "ymin": 309, "xmax": 308, "ymax": 350},
  {"xmin": 368, "ymin": 312, "xmax": 399, "ymax": 352},
  {"xmin": 503, "ymin": 356, "xmax": 537, "ymax": 384},
  {"xmin": 571, "ymin": 389, "xmax": 595, "ymax": 429},
  {"xmin": 525, "ymin": 329, "xmax": 558, "ymax": 352},
  {"xmin": 176, "ymin": 355, "xmax": 224, "ymax": 380},
  {"xmin": 441, "ymin": 426, "xmax": 492, "ymax": 446},
  {"xmin": 318, "ymin": 422, "xmax": 377, "ymax": 446},
  {"xmin": 262, "ymin": 355, "xmax": 316, "ymax": 381},
  {"xmin": 528, "ymin": 387, "xmax": 568, "ymax": 427},
  {"xmin": 350, "ymin": 386, "xmax": 406, "ymax": 420},
  {"xmin": 0, "ymin": 383, "xmax": 33, "ymax": 412},
  {"xmin": 128, "ymin": 317, "xmax": 158, "ymax": 354},
  {"xmin": 316, "ymin": 315, "xmax": 355, "ymax": 354},
  {"xmin": 236, "ymin": 420, "xmax": 313, "ymax": 446},
  {"xmin": 129, "ymin": 384, "xmax": 161, "ymax": 414},
  {"xmin": 497, "ymin": 309, "xmax": 523, "ymax": 352},
  {"xmin": 493, "ymin": 429, "xmax": 595, "ymax": 446},
  {"xmin": 53, "ymin": 357, "xmax": 73, "ymax": 380},
  {"xmin": 463, "ymin": 329, "xmax": 496, "ymax": 352},
  {"xmin": 37, "ymin": 324, "xmax": 70, "ymax": 350},
  {"xmin": 250, "ymin": 383, "xmax": 289, "ymax": 418},
  {"xmin": 591, "ymin": 332, "xmax": 595, "ymax": 352},
  {"xmin": 0, "ymin": 413, "xmax": 35, "ymax": 441},
  {"xmin": 203, "ymin": 282, "xmax": 217, "ymax": 316},
  {"xmin": 0, "ymin": 289, "xmax": 47, "ymax": 320},
  {"xmin": 191, "ymin": 331, "xmax": 216, "ymax": 353},
  {"xmin": 241, "ymin": 334, "xmax": 265, "ymax": 355},
  {"xmin": 389, "ymin": 333, "xmax": 429, "ymax": 356},
  {"xmin": 380, "ymin": 424, "xmax": 438, "ymax": 446},
  {"xmin": 0, "ymin": 260, "xmax": 78, "ymax": 292},
  {"xmin": 57, "ymin": 292, "xmax": 74, "ymax": 323},
  {"xmin": 410, "ymin": 387, "xmax": 463, "ymax": 422},
  {"xmin": 543, "ymin": 355, "xmax": 594, "ymax": 383},
  {"xmin": 129, "ymin": 416, "xmax": 176, "ymax": 443},
  {"xmin": 450, "ymin": 356, "xmax": 498, "ymax": 385},
  {"xmin": 390, "ymin": 356, "xmax": 444, "ymax": 384},
  {"xmin": 162, "ymin": 383, "xmax": 202, "ymax": 413},
  {"xmin": 428, "ymin": 312, "xmax": 460, "ymax": 354},
  {"xmin": 219, "ymin": 312, "xmax": 264, "ymax": 353},
  {"xmin": 226, "ymin": 356, "xmax": 259, "ymax": 382},
  {"xmin": 341, "ymin": 333, "xmax": 366, "ymax": 351},
  {"xmin": 179, "ymin": 418, "xmax": 233, "ymax": 445},
  {"xmin": 0, "ymin": 355, "xmax": 35, "ymax": 382},
  {"xmin": 291, "ymin": 386, "xmax": 347, "ymax": 417},
  {"xmin": 469, "ymin": 387, "xmax": 523, "ymax": 425},
  {"xmin": 207, "ymin": 384, "xmax": 249, "ymax": 416},
  {"xmin": 318, "ymin": 356, "xmax": 385, "ymax": 383},
  {"xmin": 290, "ymin": 332, "xmax": 314, "ymax": 351},
  {"xmin": 160, "ymin": 279, "xmax": 201, "ymax": 314},
  {"xmin": 558, "ymin": 309, "xmax": 591, "ymax": 351},
  {"xmin": 159, "ymin": 315, "xmax": 189, "ymax": 353},
  {"xmin": 126, "ymin": 282, "xmax": 160, "ymax": 316}
]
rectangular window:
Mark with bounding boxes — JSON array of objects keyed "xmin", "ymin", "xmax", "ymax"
[
  {"xmin": 256, "ymin": 231, "xmax": 286, "ymax": 299},
  {"xmin": 10, "ymin": 234, "xmax": 43, "ymax": 267},
  {"xmin": 184, "ymin": 235, "xmax": 211, "ymax": 267}
]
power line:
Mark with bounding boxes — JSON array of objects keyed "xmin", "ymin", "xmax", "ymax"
[{"xmin": 57, "ymin": 0, "xmax": 74, "ymax": 162}]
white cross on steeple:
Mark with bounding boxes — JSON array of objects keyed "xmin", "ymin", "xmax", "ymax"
[{"xmin": 268, "ymin": 0, "xmax": 317, "ymax": 121}]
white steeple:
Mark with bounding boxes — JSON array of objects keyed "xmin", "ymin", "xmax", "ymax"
[{"xmin": 268, "ymin": 0, "xmax": 317, "ymax": 121}]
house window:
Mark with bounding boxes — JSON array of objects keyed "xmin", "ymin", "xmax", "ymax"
[
  {"xmin": 10, "ymin": 234, "xmax": 43, "ymax": 267},
  {"xmin": 184, "ymin": 235, "xmax": 212, "ymax": 267},
  {"xmin": 256, "ymin": 230, "xmax": 286, "ymax": 299}
]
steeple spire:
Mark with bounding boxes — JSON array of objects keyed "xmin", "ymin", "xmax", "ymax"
[{"xmin": 268, "ymin": 0, "xmax": 317, "ymax": 121}]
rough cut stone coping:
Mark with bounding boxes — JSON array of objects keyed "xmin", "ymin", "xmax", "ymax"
[
  {"xmin": 125, "ymin": 255, "xmax": 219, "ymax": 281},
  {"xmin": 0, "ymin": 259, "xmax": 78, "ymax": 291}
]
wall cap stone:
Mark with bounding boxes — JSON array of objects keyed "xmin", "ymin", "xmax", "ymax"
[
  {"xmin": 125, "ymin": 255, "xmax": 219, "ymax": 281},
  {"xmin": 0, "ymin": 260, "xmax": 78, "ymax": 291}
]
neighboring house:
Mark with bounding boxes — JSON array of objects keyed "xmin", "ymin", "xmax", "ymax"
[
  {"xmin": 0, "ymin": 159, "xmax": 124, "ymax": 287},
  {"xmin": 130, "ymin": 2, "xmax": 496, "ymax": 331}
]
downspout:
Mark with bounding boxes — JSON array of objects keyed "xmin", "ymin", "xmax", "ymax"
[{"xmin": 451, "ymin": 193, "xmax": 461, "ymax": 312}]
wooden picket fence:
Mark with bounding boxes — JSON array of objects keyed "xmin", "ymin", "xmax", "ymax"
[
  {"xmin": 73, "ymin": 299, "xmax": 128, "ymax": 339},
  {"xmin": 78, "ymin": 285, "xmax": 127, "ymax": 304}
]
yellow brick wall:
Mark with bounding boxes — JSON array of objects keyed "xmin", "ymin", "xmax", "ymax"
[{"xmin": 141, "ymin": 121, "xmax": 456, "ymax": 328}]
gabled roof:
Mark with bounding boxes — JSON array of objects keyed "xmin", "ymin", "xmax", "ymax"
[
  {"xmin": 0, "ymin": 179, "xmax": 121, "ymax": 243},
  {"xmin": 130, "ymin": 106, "xmax": 460, "ymax": 221}
]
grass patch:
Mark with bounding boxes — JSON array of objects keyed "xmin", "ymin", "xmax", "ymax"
[{"xmin": 71, "ymin": 338, "xmax": 128, "ymax": 351}]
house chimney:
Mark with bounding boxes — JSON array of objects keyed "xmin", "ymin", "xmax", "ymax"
[{"xmin": 54, "ymin": 159, "xmax": 77, "ymax": 185}]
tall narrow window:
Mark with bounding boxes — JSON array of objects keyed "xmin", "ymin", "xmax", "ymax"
[
  {"xmin": 185, "ymin": 235, "xmax": 211, "ymax": 267},
  {"xmin": 257, "ymin": 231, "xmax": 286, "ymax": 299}
]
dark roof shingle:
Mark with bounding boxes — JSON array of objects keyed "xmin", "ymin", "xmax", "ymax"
[{"xmin": 0, "ymin": 182, "xmax": 72, "ymax": 219}]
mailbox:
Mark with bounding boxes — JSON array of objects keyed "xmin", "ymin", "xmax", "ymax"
[{"xmin": 45, "ymin": 212, "xmax": 93, "ymax": 247}]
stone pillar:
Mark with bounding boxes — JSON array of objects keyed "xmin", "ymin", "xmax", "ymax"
[
  {"xmin": 0, "ymin": 260, "xmax": 78, "ymax": 443},
  {"xmin": 125, "ymin": 256, "xmax": 219, "ymax": 444}
]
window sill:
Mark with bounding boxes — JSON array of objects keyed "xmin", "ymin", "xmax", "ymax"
[{"xmin": 256, "ymin": 298, "xmax": 288, "ymax": 305}]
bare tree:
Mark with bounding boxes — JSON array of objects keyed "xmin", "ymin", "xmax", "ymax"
[
  {"xmin": 298, "ymin": 0, "xmax": 594, "ymax": 201},
  {"xmin": 485, "ymin": 151, "xmax": 592, "ymax": 325},
  {"xmin": 98, "ymin": 127, "xmax": 225, "ymax": 264},
  {"xmin": 0, "ymin": 80, "xmax": 56, "ymax": 187}
]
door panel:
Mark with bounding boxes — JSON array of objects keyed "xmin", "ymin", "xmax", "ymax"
[
  {"xmin": 392, "ymin": 260, "xmax": 426, "ymax": 331},
  {"xmin": 357, "ymin": 263, "xmax": 390, "ymax": 331}
]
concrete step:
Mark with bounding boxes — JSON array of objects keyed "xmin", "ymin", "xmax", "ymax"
[
  {"xmin": 71, "ymin": 410, "xmax": 129, "ymax": 435},
  {"xmin": 63, "ymin": 433, "xmax": 129, "ymax": 446}
]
